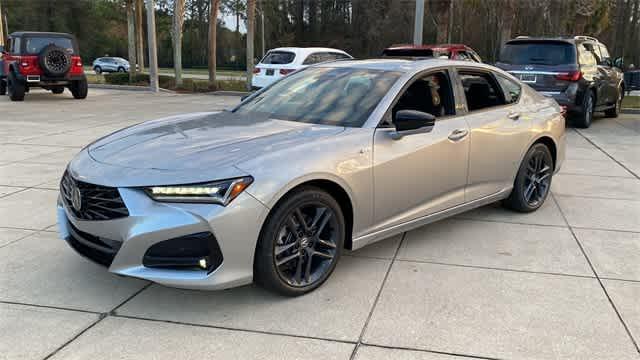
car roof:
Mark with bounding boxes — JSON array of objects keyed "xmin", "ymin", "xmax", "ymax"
[
  {"xmin": 319, "ymin": 58, "xmax": 500, "ymax": 74},
  {"xmin": 505, "ymin": 36, "xmax": 602, "ymax": 45},
  {"xmin": 385, "ymin": 44, "xmax": 474, "ymax": 51},
  {"xmin": 9, "ymin": 31, "xmax": 75, "ymax": 39},
  {"xmin": 268, "ymin": 47, "xmax": 350, "ymax": 56}
]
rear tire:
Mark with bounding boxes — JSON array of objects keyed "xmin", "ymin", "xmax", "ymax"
[
  {"xmin": 503, "ymin": 143, "xmax": 554, "ymax": 213},
  {"xmin": 7, "ymin": 72, "xmax": 25, "ymax": 101},
  {"xmin": 51, "ymin": 87, "xmax": 64, "ymax": 94},
  {"xmin": 574, "ymin": 91, "xmax": 594, "ymax": 128},
  {"xmin": 254, "ymin": 186, "xmax": 344, "ymax": 296},
  {"xmin": 0, "ymin": 79, "xmax": 6, "ymax": 96},
  {"xmin": 94, "ymin": 66, "xmax": 102, "ymax": 75},
  {"xmin": 70, "ymin": 78, "xmax": 88, "ymax": 99},
  {"xmin": 604, "ymin": 88, "xmax": 622, "ymax": 118}
]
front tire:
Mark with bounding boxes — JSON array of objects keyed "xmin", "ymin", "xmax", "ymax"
[
  {"xmin": 0, "ymin": 78, "xmax": 6, "ymax": 96},
  {"xmin": 503, "ymin": 143, "xmax": 554, "ymax": 213},
  {"xmin": 70, "ymin": 78, "xmax": 88, "ymax": 99},
  {"xmin": 117, "ymin": 67, "xmax": 126, "ymax": 73},
  {"xmin": 254, "ymin": 187, "xmax": 344, "ymax": 296},
  {"xmin": 7, "ymin": 72, "xmax": 25, "ymax": 101}
]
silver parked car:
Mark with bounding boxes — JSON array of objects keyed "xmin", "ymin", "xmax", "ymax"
[
  {"xmin": 92, "ymin": 57, "xmax": 130, "ymax": 74},
  {"xmin": 58, "ymin": 59, "xmax": 565, "ymax": 296}
]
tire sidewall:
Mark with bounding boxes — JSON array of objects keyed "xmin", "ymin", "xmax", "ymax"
[
  {"xmin": 512, "ymin": 144, "xmax": 553, "ymax": 212},
  {"xmin": 255, "ymin": 187, "xmax": 345, "ymax": 296},
  {"xmin": 578, "ymin": 92, "xmax": 594, "ymax": 128}
]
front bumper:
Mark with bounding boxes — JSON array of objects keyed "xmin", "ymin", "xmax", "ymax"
[{"xmin": 57, "ymin": 186, "xmax": 269, "ymax": 290}]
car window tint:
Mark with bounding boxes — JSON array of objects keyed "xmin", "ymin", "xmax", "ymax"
[
  {"xmin": 456, "ymin": 52, "xmax": 471, "ymax": 61},
  {"xmin": 598, "ymin": 44, "xmax": 610, "ymax": 63},
  {"xmin": 332, "ymin": 52, "xmax": 351, "ymax": 60},
  {"xmin": 12, "ymin": 38, "xmax": 20, "ymax": 54},
  {"xmin": 496, "ymin": 75, "xmax": 522, "ymax": 104},
  {"xmin": 392, "ymin": 71, "xmax": 456, "ymax": 120},
  {"xmin": 303, "ymin": 53, "xmax": 323, "ymax": 65},
  {"xmin": 24, "ymin": 37, "xmax": 75, "ymax": 55},
  {"xmin": 499, "ymin": 41, "xmax": 576, "ymax": 65},
  {"xmin": 260, "ymin": 51, "xmax": 296, "ymax": 64},
  {"xmin": 235, "ymin": 67, "xmax": 401, "ymax": 127},
  {"xmin": 459, "ymin": 71, "xmax": 506, "ymax": 111}
]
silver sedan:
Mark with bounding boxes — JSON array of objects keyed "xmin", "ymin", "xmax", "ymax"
[{"xmin": 58, "ymin": 59, "xmax": 565, "ymax": 296}]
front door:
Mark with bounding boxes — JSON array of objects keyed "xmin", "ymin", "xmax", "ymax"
[{"xmin": 372, "ymin": 69, "xmax": 469, "ymax": 231}]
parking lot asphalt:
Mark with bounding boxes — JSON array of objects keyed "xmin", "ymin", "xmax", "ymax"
[{"xmin": 1, "ymin": 88, "xmax": 639, "ymax": 360}]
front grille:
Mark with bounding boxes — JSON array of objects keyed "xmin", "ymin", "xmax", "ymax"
[
  {"xmin": 66, "ymin": 221, "xmax": 122, "ymax": 267},
  {"xmin": 60, "ymin": 171, "xmax": 129, "ymax": 221}
]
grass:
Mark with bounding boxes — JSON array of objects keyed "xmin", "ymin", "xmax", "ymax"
[
  {"xmin": 622, "ymin": 95, "xmax": 640, "ymax": 109},
  {"xmin": 83, "ymin": 66, "xmax": 245, "ymax": 78}
]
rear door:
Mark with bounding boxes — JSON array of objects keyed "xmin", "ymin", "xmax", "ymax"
[
  {"xmin": 453, "ymin": 68, "xmax": 532, "ymax": 201},
  {"xmin": 497, "ymin": 40, "xmax": 579, "ymax": 95}
]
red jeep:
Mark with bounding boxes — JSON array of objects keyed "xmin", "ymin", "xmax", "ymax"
[
  {"xmin": 382, "ymin": 44, "xmax": 483, "ymax": 62},
  {"xmin": 0, "ymin": 31, "xmax": 87, "ymax": 101}
]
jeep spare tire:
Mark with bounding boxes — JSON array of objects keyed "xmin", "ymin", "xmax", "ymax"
[{"xmin": 39, "ymin": 45, "xmax": 72, "ymax": 76}]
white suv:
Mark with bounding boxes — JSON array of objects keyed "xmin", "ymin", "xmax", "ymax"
[{"xmin": 251, "ymin": 47, "xmax": 352, "ymax": 89}]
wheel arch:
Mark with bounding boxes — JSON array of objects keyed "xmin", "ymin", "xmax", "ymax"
[
  {"xmin": 261, "ymin": 176, "xmax": 355, "ymax": 251},
  {"xmin": 532, "ymin": 136, "xmax": 557, "ymax": 170}
]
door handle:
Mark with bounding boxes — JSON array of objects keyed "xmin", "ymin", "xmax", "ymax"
[
  {"xmin": 508, "ymin": 112, "xmax": 521, "ymax": 120},
  {"xmin": 448, "ymin": 128, "xmax": 469, "ymax": 141}
]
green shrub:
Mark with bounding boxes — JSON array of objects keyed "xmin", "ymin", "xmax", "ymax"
[{"xmin": 101, "ymin": 72, "xmax": 247, "ymax": 93}]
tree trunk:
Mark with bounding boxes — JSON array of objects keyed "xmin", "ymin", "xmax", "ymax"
[
  {"xmin": 246, "ymin": 0, "xmax": 256, "ymax": 90},
  {"xmin": 209, "ymin": 0, "xmax": 220, "ymax": 86},
  {"xmin": 171, "ymin": 0, "xmax": 187, "ymax": 87},
  {"xmin": 574, "ymin": 0, "xmax": 596, "ymax": 34},
  {"xmin": 500, "ymin": 0, "xmax": 517, "ymax": 45},
  {"xmin": 126, "ymin": 0, "xmax": 137, "ymax": 83},
  {"xmin": 136, "ymin": 0, "xmax": 145, "ymax": 73},
  {"xmin": 433, "ymin": 0, "xmax": 452, "ymax": 44}
]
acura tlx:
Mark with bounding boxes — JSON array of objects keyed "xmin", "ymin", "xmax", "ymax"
[{"xmin": 58, "ymin": 59, "xmax": 565, "ymax": 296}]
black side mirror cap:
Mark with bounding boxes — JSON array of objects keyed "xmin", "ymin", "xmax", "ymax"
[{"xmin": 394, "ymin": 110, "xmax": 436, "ymax": 132}]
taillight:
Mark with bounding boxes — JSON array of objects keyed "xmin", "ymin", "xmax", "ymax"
[
  {"xmin": 560, "ymin": 106, "xmax": 568, "ymax": 117},
  {"xmin": 279, "ymin": 68, "xmax": 295, "ymax": 75},
  {"xmin": 556, "ymin": 71, "xmax": 582, "ymax": 82},
  {"xmin": 253, "ymin": 67, "xmax": 261, "ymax": 74}
]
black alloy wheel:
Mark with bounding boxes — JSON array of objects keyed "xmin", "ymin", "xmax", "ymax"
[
  {"xmin": 503, "ymin": 143, "xmax": 553, "ymax": 212},
  {"xmin": 254, "ymin": 187, "xmax": 344, "ymax": 296}
]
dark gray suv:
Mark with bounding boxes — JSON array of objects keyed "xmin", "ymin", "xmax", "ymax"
[{"xmin": 496, "ymin": 36, "xmax": 624, "ymax": 128}]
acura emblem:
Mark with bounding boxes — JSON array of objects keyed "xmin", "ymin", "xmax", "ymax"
[{"xmin": 71, "ymin": 185, "xmax": 83, "ymax": 212}]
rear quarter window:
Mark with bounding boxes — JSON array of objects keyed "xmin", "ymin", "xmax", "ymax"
[{"xmin": 260, "ymin": 51, "xmax": 296, "ymax": 65}]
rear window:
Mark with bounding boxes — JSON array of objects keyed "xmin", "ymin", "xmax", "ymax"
[
  {"xmin": 499, "ymin": 41, "xmax": 576, "ymax": 65},
  {"xmin": 24, "ymin": 37, "xmax": 75, "ymax": 55},
  {"xmin": 260, "ymin": 51, "xmax": 296, "ymax": 65}
]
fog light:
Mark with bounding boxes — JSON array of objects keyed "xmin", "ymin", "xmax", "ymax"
[{"xmin": 198, "ymin": 258, "xmax": 208, "ymax": 269}]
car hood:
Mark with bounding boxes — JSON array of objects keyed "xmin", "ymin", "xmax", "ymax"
[{"xmin": 87, "ymin": 111, "xmax": 345, "ymax": 171}]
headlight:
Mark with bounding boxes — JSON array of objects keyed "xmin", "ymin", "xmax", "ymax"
[{"xmin": 144, "ymin": 177, "xmax": 253, "ymax": 205}]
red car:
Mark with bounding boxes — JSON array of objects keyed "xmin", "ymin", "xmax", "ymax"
[
  {"xmin": 0, "ymin": 31, "xmax": 87, "ymax": 101},
  {"xmin": 382, "ymin": 44, "xmax": 482, "ymax": 62}
]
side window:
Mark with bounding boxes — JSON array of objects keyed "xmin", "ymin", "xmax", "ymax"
[
  {"xmin": 470, "ymin": 52, "xmax": 482, "ymax": 63},
  {"xmin": 496, "ymin": 76, "xmax": 522, "ymax": 104},
  {"xmin": 332, "ymin": 52, "xmax": 351, "ymax": 60},
  {"xmin": 12, "ymin": 38, "xmax": 21, "ymax": 54},
  {"xmin": 390, "ymin": 70, "xmax": 455, "ymax": 122},
  {"xmin": 303, "ymin": 53, "xmax": 322, "ymax": 65},
  {"xmin": 459, "ymin": 71, "xmax": 505, "ymax": 111},
  {"xmin": 598, "ymin": 44, "xmax": 611, "ymax": 65},
  {"xmin": 578, "ymin": 44, "xmax": 597, "ymax": 67},
  {"xmin": 456, "ymin": 52, "xmax": 471, "ymax": 61}
]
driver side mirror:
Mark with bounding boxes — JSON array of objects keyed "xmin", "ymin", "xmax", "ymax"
[
  {"xmin": 390, "ymin": 110, "xmax": 436, "ymax": 140},
  {"xmin": 613, "ymin": 57, "xmax": 624, "ymax": 69}
]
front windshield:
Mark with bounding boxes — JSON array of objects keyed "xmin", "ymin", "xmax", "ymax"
[{"xmin": 235, "ymin": 67, "xmax": 401, "ymax": 127}]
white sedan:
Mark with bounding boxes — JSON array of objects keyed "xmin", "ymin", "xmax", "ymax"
[{"xmin": 251, "ymin": 47, "xmax": 352, "ymax": 89}]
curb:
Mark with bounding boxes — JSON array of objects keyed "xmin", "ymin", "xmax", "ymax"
[
  {"xmin": 208, "ymin": 90, "xmax": 249, "ymax": 96},
  {"xmin": 621, "ymin": 108, "xmax": 640, "ymax": 114},
  {"xmin": 88, "ymin": 84, "xmax": 175, "ymax": 93}
]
